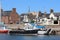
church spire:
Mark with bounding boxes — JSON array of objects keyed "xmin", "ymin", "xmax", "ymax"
[{"xmin": 28, "ymin": 6, "xmax": 30, "ymax": 13}]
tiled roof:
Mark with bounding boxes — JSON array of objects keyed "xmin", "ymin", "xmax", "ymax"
[
  {"xmin": 39, "ymin": 13, "xmax": 50, "ymax": 18},
  {"xmin": 41, "ymin": 12, "xmax": 60, "ymax": 17},
  {"xmin": 54, "ymin": 12, "xmax": 60, "ymax": 17},
  {"xmin": 1, "ymin": 11, "xmax": 19, "ymax": 16},
  {"xmin": 1, "ymin": 11, "xmax": 12, "ymax": 16}
]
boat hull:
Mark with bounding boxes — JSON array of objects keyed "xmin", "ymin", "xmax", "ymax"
[
  {"xmin": 9, "ymin": 29, "xmax": 51, "ymax": 35},
  {"xmin": 0, "ymin": 30, "xmax": 8, "ymax": 33},
  {"xmin": 9, "ymin": 29, "xmax": 39, "ymax": 35},
  {"xmin": 38, "ymin": 31, "xmax": 47, "ymax": 35},
  {"xmin": 38, "ymin": 29, "xmax": 51, "ymax": 35}
]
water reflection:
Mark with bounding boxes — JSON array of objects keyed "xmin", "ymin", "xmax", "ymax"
[{"xmin": 0, "ymin": 34, "xmax": 60, "ymax": 40}]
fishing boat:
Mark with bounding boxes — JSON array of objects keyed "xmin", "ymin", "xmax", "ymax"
[
  {"xmin": 0, "ymin": 23, "xmax": 8, "ymax": 33},
  {"xmin": 9, "ymin": 23, "xmax": 39, "ymax": 35},
  {"xmin": 9, "ymin": 23, "xmax": 51, "ymax": 35},
  {"xmin": 37, "ymin": 28, "xmax": 51, "ymax": 35}
]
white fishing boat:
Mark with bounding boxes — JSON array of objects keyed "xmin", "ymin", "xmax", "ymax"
[
  {"xmin": 37, "ymin": 28, "xmax": 51, "ymax": 35},
  {"xmin": 31, "ymin": 23, "xmax": 51, "ymax": 35}
]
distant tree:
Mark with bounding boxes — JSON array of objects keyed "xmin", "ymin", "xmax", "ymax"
[{"xmin": 30, "ymin": 20, "xmax": 35, "ymax": 23}]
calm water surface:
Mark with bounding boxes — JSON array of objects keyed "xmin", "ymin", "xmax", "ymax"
[{"xmin": 0, "ymin": 34, "xmax": 60, "ymax": 40}]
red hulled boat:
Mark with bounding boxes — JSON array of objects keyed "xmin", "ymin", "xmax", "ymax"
[{"xmin": 0, "ymin": 25, "xmax": 8, "ymax": 33}]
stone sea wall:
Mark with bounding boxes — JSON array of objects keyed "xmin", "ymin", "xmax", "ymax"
[{"xmin": 46, "ymin": 25, "xmax": 60, "ymax": 35}]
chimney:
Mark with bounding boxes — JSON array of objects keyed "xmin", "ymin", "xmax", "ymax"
[
  {"xmin": 38, "ymin": 11, "xmax": 41, "ymax": 17},
  {"xmin": 12, "ymin": 8, "xmax": 16, "ymax": 13},
  {"xmin": 50, "ymin": 9, "xmax": 54, "ymax": 13},
  {"xmin": 44, "ymin": 12, "xmax": 46, "ymax": 17}
]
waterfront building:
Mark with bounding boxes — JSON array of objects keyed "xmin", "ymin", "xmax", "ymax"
[
  {"xmin": 46, "ymin": 9, "xmax": 58, "ymax": 25},
  {"xmin": 1, "ymin": 8, "xmax": 20, "ymax": 24},
  {"xmin": 1, "ymin": 8, "xmax": 60, "ymax": 26},
  {"xmin": 32, "ymin": 9, "xmax": 60, "ymax": 25}
]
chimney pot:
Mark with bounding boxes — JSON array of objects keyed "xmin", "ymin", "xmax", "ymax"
[
  {"xmin": 12, "ymin": 8, "xmax": 16, "ymax": 12},
  {"xmin": 50, "ymin": 9, "xmax": 54, "ymax": 13}
]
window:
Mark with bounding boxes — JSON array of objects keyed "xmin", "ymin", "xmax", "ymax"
[
  {"xmin": 51, "ymin": 17, "xmax": 53, "ymax": 20},
  {"xmin": 42, "ymin": 19, "xmax": 44, "ymax": 21},
  {"xmin": 54, "ymin": 21, "xmax": 58, "ymax": 24},
  {"xmin": 10, "ymin": 21, "xmax": 13, "ymax": 24},
  {"xmin": 16, "ymin": 21, "xmax": 19, "ymax": 24},
  {"xmin": 9, "ymin": 17, "xmax": 11, "ymax": 20},
  {"xmin": 10, "ymin": 23, "xmax": 13, "ymax": 24}
]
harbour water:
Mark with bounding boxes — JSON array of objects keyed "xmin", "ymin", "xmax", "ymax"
[{"xmin": 0, "ymin": 34, "xmax": 60, "ymax": 40}]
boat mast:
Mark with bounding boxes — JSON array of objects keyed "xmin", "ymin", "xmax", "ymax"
[
  {"xmin": 36, "ymin": 12, "xmax": 38, "ymax": 24},
  {"xmin": 0, "ymin": 1, "xmax": 1, "ymax": 22},
  {"xmin": 0, "ymin": 1, "xmax": 4, "ymax": 25},
  {"xmin": 28, "ymin": 6, "xmax": 30, "ymax": 13}
]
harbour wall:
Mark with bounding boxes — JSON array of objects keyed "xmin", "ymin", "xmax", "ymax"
[{"xmin": 46, "ymin": 25, "xmax": 60, "ymax": 35}]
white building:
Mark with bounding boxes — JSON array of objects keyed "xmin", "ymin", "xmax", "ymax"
[
  {"xmin": 23, "ymin": 15, "xmax": 29, "ymax": 23},
  {"xmin": 37, "ymin": 9, "xmax": 59, "ymax": 25},
  {"xmin": 49, "ymin": 12, "xmax": 57, "ymax": 20}
]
